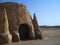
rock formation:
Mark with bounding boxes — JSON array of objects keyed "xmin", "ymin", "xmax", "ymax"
[
  {"xmin": 0, "ymin": 2, "xmax": 42, "ymax": 44},
  {"xmin": 33, "ymin": 13, "xmax": 42, "ymax": 39},
  {"xmin": 0, "ymin": 8, "xmax": 12, "ymax": 44}
]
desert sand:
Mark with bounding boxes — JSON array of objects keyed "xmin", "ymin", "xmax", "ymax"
[{"xmin": 3, "ymin": 28, "xmax": 60, "ymax": 45}]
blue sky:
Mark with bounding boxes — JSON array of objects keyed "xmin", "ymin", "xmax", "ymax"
[{"xmin": 0, "ymin": 0, "xmax": 60, "ymax": 26}]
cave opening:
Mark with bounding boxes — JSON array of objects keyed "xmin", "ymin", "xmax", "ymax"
[{"xmin": 19, "ymin": 24, "xmax": 30, "ymax": 41}]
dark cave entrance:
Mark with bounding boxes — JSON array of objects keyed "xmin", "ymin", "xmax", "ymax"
[{"xmin": 19, "ymin": 24, "xmax": 30, "ymax": 40}]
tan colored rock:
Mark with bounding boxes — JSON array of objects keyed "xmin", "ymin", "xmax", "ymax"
[
  {"xmin": 18, "ymin": 4, "xmax": 35, "ymax": 40},
  {"xmin": 0, "ymin": 9, "xmax": 12, "ymax": 44},
  {"xmin": 0, "ymin": 2, "xmax": 42, "ymax": 44},
  {"xmin": 33, "ymin": 13, "xmax": 42, "ymax": 39}
]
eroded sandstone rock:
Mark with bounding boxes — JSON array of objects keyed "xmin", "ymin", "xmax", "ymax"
[
  {"xmin": 0, "ymin": 2, "xmax": 42, "ymax": 44},
  {"xmin": 0, "ymin": 9, "xmax": 12, "ymax": 44},
  {"xmin": 33, "ymin": 13, "xmax": 42, "ymax": 39}
]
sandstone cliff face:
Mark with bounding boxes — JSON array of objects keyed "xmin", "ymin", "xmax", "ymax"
[{"xmin": 0, "ymin": 2, "xmax": 42, "ymax": 44}]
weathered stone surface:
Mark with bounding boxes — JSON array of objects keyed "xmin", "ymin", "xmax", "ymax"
[
  {"xmin": 33, "ymin": 13, "xmax": 42, "ymax": 39},
  {"xmin": 18, "ymin": 4, "xmax": 35, "ymax": 40},
  {"xmin": 0, "ymin": 9, "xmax": 12, "ymax": 44},
  {"xmin": 0, "ymin": 2, "xmax": 42, "ymax": 44}
]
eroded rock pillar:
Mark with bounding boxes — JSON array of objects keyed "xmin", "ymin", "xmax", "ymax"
[
  {"xmin": 33, "ymin": 13, "xmax": 42, "ymax": 39},
  {"xmin": 0, "ymin": 9, "xmax": 12, "ymax": 44}
]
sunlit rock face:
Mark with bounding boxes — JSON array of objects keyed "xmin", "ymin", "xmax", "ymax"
[
  {"xmin": 33, "ymin": 13, "xmax": 42, "ymax": 39},
  {"xmin": 0, "ymin": 8, "xmax": 12, "ymax": 44},
  {"xmin": 0, "ymin": 2, "xmax": 42, "ymax": 44}
]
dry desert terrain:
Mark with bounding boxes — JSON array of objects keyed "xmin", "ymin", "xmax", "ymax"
[{"xmin": 3, "ymin": 27, "xmax": 60, "ymax": 45}]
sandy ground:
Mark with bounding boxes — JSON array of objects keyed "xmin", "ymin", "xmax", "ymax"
[{"xmin": 2, "ymin": 28, "xmax": 60, "ymax": 45}]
